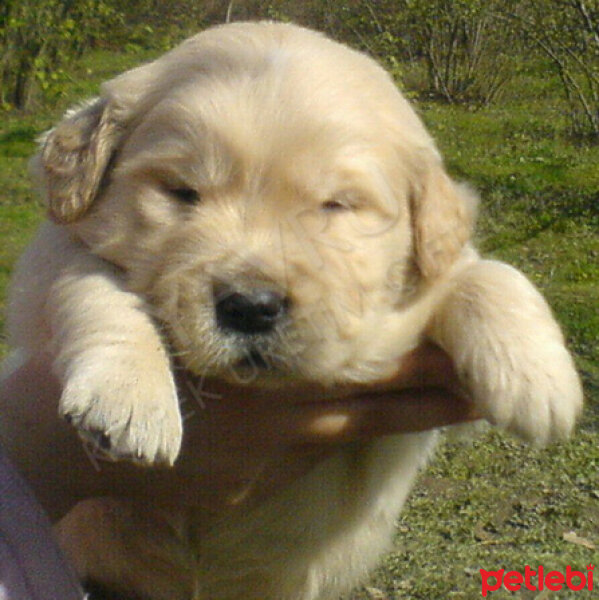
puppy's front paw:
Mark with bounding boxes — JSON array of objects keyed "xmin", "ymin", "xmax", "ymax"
[
  {"xmin": 59, "ymin": 349, "xmax": 182, "ymax": 466},
  {"xmin": 430, "ymin": 261, "xmax": 583, "ymax": 445}
]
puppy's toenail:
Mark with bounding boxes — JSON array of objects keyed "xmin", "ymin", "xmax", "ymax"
[{"xmin": 98, "ymin": 433, "xmax": 111, "ymax": 450}]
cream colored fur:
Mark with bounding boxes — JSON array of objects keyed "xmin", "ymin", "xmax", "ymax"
[{"xmin": 2, "ymin": 22, "xmax": 582, "ymax": 599}]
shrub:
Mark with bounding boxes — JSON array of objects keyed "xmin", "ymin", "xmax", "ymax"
[
  {"xmin": 398, "ymin": 0, "xmax": 516, "ymax": 105},
  {"xmin": 0, "ymin": 0, "xmax": 121, "ymax": 110},
  {"xmin": 505, "ymin": 0, "xmax": 599, "ymax": 141}
]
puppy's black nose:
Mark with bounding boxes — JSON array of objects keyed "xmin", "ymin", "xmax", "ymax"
[{"xmin": 215, "ymin": 288, "xmax": 288, "ymax": 334}]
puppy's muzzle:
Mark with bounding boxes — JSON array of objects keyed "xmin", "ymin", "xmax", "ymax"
[{"xmin": 215, "ymin": 285, "xmax": 290, "ymax": 335}]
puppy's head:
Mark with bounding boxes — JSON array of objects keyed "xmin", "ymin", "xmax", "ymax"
[{"xmin": 34, "ymin": 22, "xmax": 474, "ymax": 385}]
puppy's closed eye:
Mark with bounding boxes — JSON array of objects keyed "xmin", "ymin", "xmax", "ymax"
[
  {"xmin": 321, "ymin": 199, "xmax": 350, "ymax": 212},
  {"xmin": 167, "ymin": 187, "xmax": 201, "ymax": 205},
  {"xmin": 320, "ymin": 190, "xmax": 363, "ymax": 213}
]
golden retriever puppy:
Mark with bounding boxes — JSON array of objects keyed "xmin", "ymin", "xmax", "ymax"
[{"xmin": 3, "ymin": 21, "xmax": 582, "ymax": 600}]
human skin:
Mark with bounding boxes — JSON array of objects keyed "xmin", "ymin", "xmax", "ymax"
[{"xmin": 0, "ymin": 342, "xmax": 478, "ymax": 522}]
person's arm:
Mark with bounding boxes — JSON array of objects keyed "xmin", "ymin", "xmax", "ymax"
[{"xmin": 1, "ymin": 344, "xmax": 477, "ymax": 519}]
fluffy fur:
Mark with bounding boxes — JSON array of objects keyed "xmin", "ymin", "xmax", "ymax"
[{"xmin": 2, "ymin": 22, "xmax": 582, "ymax": 599}]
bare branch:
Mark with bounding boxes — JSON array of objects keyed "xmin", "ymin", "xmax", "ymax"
[{"xmin": 225, "ymin": 1, "xmax": 235, "ymax": 23}]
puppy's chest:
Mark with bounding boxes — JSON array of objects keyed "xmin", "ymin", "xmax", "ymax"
[{"xmin": 191, "ymin": 434, "xmax": 436, "ymax": 600}]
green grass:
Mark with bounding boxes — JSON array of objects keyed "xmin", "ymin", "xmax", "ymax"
[
  {"xmin": 1, "ymin": 48, "xmax": 598, "ymax": 599},
  {"xmin": 349, "ymin": 430, "xmax": 599, "ymax": 599}
]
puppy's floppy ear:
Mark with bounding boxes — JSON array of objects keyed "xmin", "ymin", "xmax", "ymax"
[
  {"xmin": 34, "ymin": 98, "xmax": 123, "ymax": 224},
  {"xmin": 410, "ymin": 164, "xmax": 477, "ymax": 279}
]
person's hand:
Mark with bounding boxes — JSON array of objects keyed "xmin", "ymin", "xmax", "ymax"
[{"xmin": 0, "ymin": 344, "xmax": 478, "ymax": 520}]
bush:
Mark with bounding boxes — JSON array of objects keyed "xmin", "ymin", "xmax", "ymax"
[
  {"xmin": 398, "ymin": 0, "xmax": 517, "ymax": 105},
  {"xmin": 506, "ymin": 0, "xmax": 599, "ymax": 141},
  {"xmin": 0, "ymin": 0, "xmax": 122, "ymax": 110}
]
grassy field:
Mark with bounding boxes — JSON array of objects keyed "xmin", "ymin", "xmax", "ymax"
[{"xmin": 1, "ymin": 47, "xmax": 598, "ymax": 600}]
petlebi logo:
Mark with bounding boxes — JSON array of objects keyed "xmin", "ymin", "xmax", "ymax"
[{"xmin": 480, "ymin": 564, "xmax": 594, "ymax": 596}]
